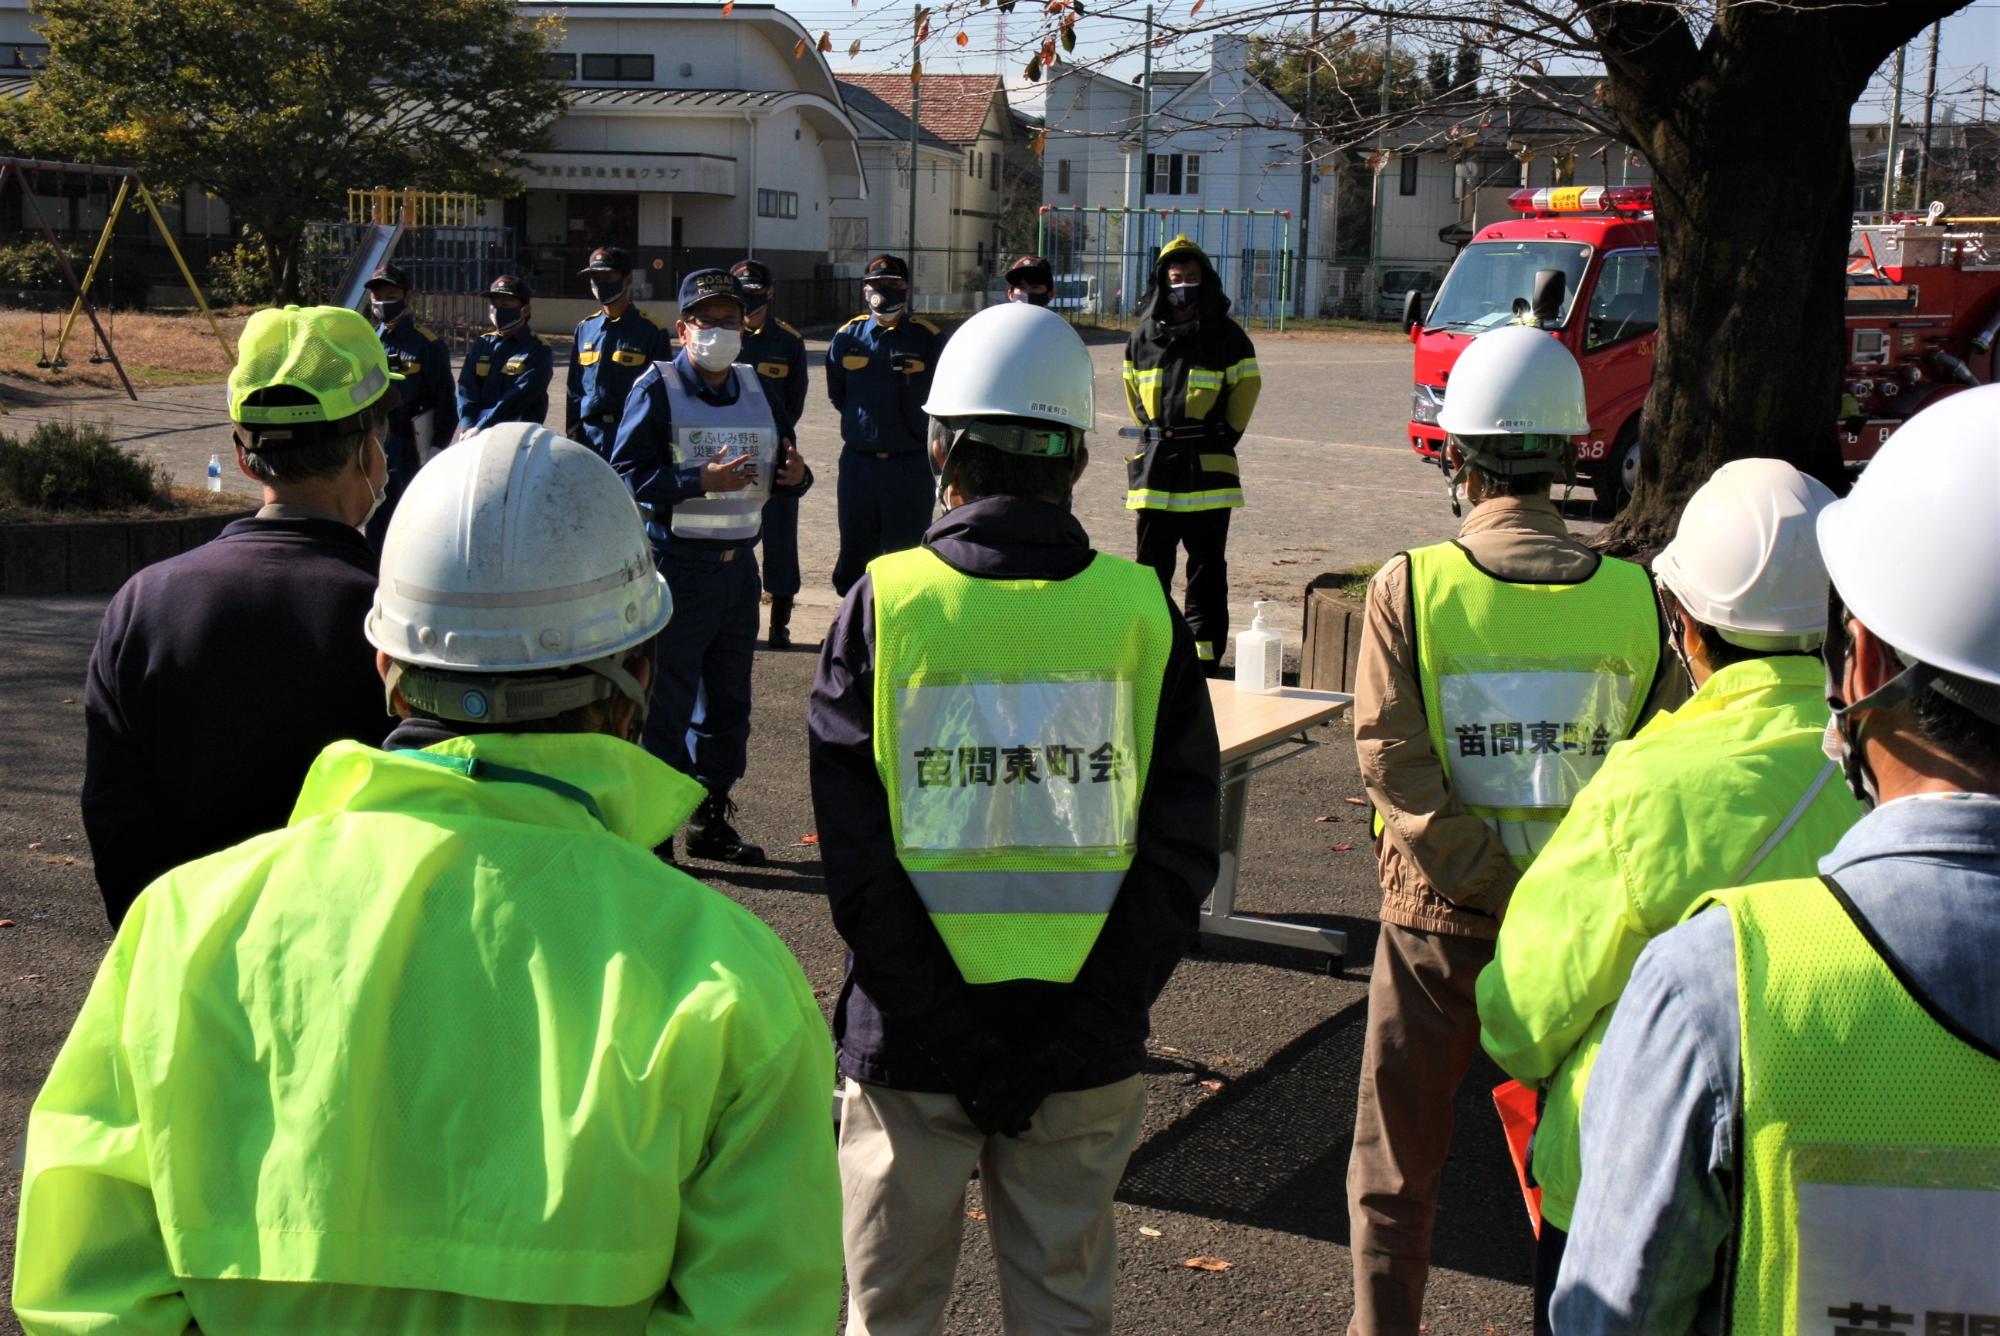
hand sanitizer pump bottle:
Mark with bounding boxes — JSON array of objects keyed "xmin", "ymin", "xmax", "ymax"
[{"xmin": 1234, "ymin": 600, "xmax": 1283, "ymax": 695}]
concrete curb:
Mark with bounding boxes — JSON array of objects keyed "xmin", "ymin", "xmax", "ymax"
[{"xmin": 0, "ymin": 508, "xmax": 255, "ymax": 595}]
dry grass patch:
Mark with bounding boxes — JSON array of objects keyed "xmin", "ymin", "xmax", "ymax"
[{"xmin": 0, "ymin": 308, "xmax": 252, "ymax": 390}]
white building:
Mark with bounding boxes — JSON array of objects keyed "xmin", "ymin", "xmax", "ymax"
[
  {"xmin": 1033, "ymin": 38, "xmax": 1325, "ymax": 318},
  {"xmin": 833, "ymin": 73, "xmax": 1025, "ymax": 305},
  {"xmin": 510, "ymin": 2, "xmax": 866, "ymax": 309}
]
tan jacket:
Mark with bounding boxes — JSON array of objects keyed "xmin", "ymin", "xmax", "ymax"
[{"xmin": 1354, "ymin": 496, "xmax": 1681, "ymax": 939}]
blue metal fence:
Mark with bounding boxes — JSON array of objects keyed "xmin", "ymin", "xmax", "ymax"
[{"xmin": 1035, "ymin": 206, "xmax": 1294, "ymax": 330}]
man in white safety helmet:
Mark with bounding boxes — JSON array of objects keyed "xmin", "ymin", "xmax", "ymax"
[
  {"xmin": 13, "ymin": 423, "xmax": 843, "ymax": 1333},
  {"xmin": 1345, "ymin": 324, "xmax": 1674, "ymax": 1335},
  {"xmin": 1476, "ymin": 458, "xmax": 1862, "ymax": 1328},
  {"xmin": 1555, "ymin": 386, "xmax": 2000, "ymax": 1331},
  {"xmin": 808, "ymin": 301, "xmax": 1221, "ymax": 1334}
]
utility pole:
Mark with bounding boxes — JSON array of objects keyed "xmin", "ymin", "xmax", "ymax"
[
  {"xmin": 907, "ymin": 3, "xmax": 922, "ymax": 259},
  {"xmin": 1883, "ymin": 43, "xmax": 1906, "ymax": 213},
  {"xmin": 1295, "ymin": 2, "xmax": 1319, "ymax": 318},
  {"xmin": 1138, "ymin": 1, "xmax": 1154, "ymax": 216},
  {"xmin": 1917, "ymin": 19, "xmax": 1941, "ymax": 206},
  {"xmin": 1370, "ymin": 7, "xmax": 1392, "ymax": 273}
]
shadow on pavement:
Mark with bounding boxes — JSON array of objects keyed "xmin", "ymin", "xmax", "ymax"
[
  {"xmin": 1117, "ymin": 994, "xmax": 1535, "ymax": 1287},
  {"xmin": 695, "ymin": 858, "xmax": 831, "ymax": 898}
]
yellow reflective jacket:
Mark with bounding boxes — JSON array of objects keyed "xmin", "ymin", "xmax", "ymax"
[
  {"xmin": 11, "ymin": 732, "xmax": 842, "ymax": 1335},
  {"xmin": 1473, "ymin": 656, "xmax": 1863, "ymax": 1231}
]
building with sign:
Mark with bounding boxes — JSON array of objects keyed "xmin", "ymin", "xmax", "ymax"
[{"xmin": 509, "ymin": 3, "xmax": 866, "ymax": 307}]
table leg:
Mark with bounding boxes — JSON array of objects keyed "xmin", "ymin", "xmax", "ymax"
[{"xmin": 1198, "ymin": 757, "xmax": 1348, "ymax": 959}]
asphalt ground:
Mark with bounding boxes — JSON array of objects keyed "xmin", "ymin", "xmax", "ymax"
[{"xmin": 0, "ymin": 328, "xmax": 1601, "ymax": 1332}]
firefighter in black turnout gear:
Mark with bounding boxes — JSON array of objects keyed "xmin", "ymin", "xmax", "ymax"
[{"xmin": 1122, "ymin": 234, "xmax": 1261, "ymax": 675}]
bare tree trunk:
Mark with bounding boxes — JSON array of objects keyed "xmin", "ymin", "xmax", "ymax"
[{"xmin": 1581, "ymin": 1, "xmax": 1967, "ymax": 553}]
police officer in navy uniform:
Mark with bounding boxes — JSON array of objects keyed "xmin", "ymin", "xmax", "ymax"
[
  {"xmin": 825, "ymin": 254, "xmax": 942, "ymax": 596},
  {"xmin": 361, "ymin": 263, "xmax": 454, "ymax": 549},
  {"xmin": 566, "ymin": 246, "xmax": 669, "ymax": 459},
  {"xmin": 610, "ymin": 268, "xmax": 813, "ymax": 865},
  {"xmin": 457, "ymin": 274, "xmax": 553, "ymax": 436},
  {"xmin": 730, "ymin": 258, "xmax": 809, "ymax": 649}
]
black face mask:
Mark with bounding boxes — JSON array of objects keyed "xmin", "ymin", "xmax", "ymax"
[
  {"xmin": 370, "ymin": 299, "xmax": 407, "ymax": 325},
  {"xmin": 590, "ymin": 279, "xmax": 626, "ymax": 306},
  {"xmin": 1821, "ymin": 590, "xmax": 1933, "ymax": 809},
  {"xmin": 1011, "ymin": 288, "xmax": 1052, "ymax": 307}
]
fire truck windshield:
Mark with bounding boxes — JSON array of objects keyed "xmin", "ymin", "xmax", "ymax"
[{"xmin": 1425, "ymin": 240, "xmax": 1594, "ymax": 332}]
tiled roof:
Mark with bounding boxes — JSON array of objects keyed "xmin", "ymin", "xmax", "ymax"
[
  {"xmin": 836, "ymin": 80, "xmax": 956, "ymax": 151},
  {"xmin": 838, "ymin": 73, "xmax": 1002, "ymax": 144}
]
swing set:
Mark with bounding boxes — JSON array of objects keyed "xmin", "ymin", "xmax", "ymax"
[{"xmin": 1, "ymin": 156, "xmax": 233, "ymax": 401}]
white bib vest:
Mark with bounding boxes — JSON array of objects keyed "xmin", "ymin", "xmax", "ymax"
[{"xmin": 659, "ymin": 362, "xmax": 779, "ymax": 543}]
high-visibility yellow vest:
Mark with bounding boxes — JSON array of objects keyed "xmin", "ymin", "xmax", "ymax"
[
  {"xmin": 1702, "ymin": 876, "xmax": 2000, "ymax": 1334},
  {"xmin": 1403, "ymin": 540, "xmax": 1659, "ymax": 868},
  {"xmin": 869, "ymin": 545, "xmax": 1174, "ymax": 984}
]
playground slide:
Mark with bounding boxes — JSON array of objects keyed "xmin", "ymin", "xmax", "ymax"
[{"xmin": 333, "ymin": 223, "xmax": 404, "ymax": 310}]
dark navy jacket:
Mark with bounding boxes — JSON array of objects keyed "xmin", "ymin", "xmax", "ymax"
[
  {"xmin": 741, "ymin": 314, "xmax": 809, "ymax": 429},
  {"xmin": 566, "ymin": 304, "xmax": 671, "ymax": 456},
  {"xmin": 374, "ymin": 314, "xmax": 454, "ymax": 457},
  {"xmin": 824, "ymin": 311, "xmax": 941, "ymax": 455},
  {"xmin": 456, "ymin": 326, "xmax": 553, "ymax": 434},
  {"xmin": 609, "ymin": 351, "xmax": 812, "ymax": 554},
  {"xmin": 807, "ymin": 497, "xmax": 1222, "ymax": 1091},
  {"xmin": 81, "ymin": 509, "xmax": 391, "ymax": 926}
]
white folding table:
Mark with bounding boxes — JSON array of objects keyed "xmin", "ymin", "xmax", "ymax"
[{"xmin": 1200, "ymin": 681, "xmax": 1353, "ymax": 959}]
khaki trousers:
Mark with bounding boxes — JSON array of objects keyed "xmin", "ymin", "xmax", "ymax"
[
  {"xmin": 839, "ymin": 1076, "xmax": 1147, "ymax": 1336},
  {"xmin": 1345, "ymin": 923, "xmax": 1495, "ymax": 1336}
]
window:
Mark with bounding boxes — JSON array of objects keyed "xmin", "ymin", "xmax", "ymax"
[
  {"xmin": 1057, "ymin": 159, "xmax": 1072, "ymax": 194},
  {"xmin": 967, "ymin": 153, "xmax": 976, "ymax": 178},
  {"xmin": 541, "ymin": 53, "xmax": 576, "ymax": 80},
  {"xmin": 1584, "ymin": 249, "xmax": 1660, "ymax": 351},
  {"xmin": 579, "ymin": 53, "xmax": 653, "ymax": 82},
  {"xmin": 1147, "ymin": 153, "xmax": 1200, "ymax": 196},
  {"xmin": 1399, "ymin": 154, "xmax": 1419, "ymax": 197},
  {"xmin": 757, "ymin": 189, "xmax": 799, "ymax": 220},
  {"xmin": 1, "ymin": 43, "xmax": 47, "ymax": 70}
]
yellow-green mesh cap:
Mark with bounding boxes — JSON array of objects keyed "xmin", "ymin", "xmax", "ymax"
[{"xmin": 229, "ymin": 305, "xmax": 403, "ymax": 427}]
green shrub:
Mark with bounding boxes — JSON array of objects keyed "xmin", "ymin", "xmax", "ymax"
[
  {"xmin": 0, "ymin": 239, "xmax": 63, "ymax": 289},
  {"xmin": 206, "ymin": 242, "xmax": 273, "ymax": 307},
  {"xmin": 0, "ymin": 419, "xmax": 173, "ymax": 513}
]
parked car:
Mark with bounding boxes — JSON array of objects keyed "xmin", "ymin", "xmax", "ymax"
[{"xmin": 1375, "ymin": 268, "xmax": 1440, "ymax": 322}]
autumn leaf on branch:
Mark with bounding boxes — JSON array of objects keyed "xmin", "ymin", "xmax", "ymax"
[
  {"xmin": 793, "ymin": 36, "xmax": 807, "ymax": 58},
  {"xmin": 818, "ymin": 30, "xmax": 832, "ymax": 51},
  {"xmin": 956, "ymin": 29, "xmax": 969, "ymax": 45},
  {"xmin": 1024, "ymin": 52, "xmax": 1042, "ymax": 81},
  {"xmin": 849, "ymin": 38, "xmax": 862, "ymax": 56}
]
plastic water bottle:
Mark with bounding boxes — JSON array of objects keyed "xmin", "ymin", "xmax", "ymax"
[
  {"xmin": 206, "ymin": 454, "xmax": 222, "ymax": 493},
  {"xmin": 1234, "ymin": 600, "xmax": 1283, "ymax": 695}
]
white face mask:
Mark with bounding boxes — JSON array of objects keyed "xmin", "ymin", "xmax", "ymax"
[
  {"xmin": 686, "ymin": 326, "xmax": 741, "ymax": 373},
  {"xmin": 359, "ymin": 436, "xmax": 390, "ymax": 532}
]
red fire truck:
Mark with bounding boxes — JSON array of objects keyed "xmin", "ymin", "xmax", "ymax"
[{"xmin": 1404, "ymin": 186, "xmax": 2000, "ymax": 506}]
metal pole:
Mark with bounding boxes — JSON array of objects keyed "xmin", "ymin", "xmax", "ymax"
[
  {"xmin": 1918, "ymin": 20, "xmax": 1941, "ymax": 205},
  {"xmin": 53, "ymin": 176, "xmax": 131, "ymax": 368},
  {"xmin": 135, "ymin": 182, "xmax": 234, "ymax": 361},
  {"xmin": 16, "ymin": 170, "xmax": 135, "ymax": 400},
  {"xmin": 1139, "ymin": 3, "xmax": 1153, "ymax": 216},
  {"xmin": 1883, "ymin": 44, "xmax": 1906, "ymax": 212},
  {"xmin": 1371, "ymin": 8, "xmax": 1392, "ymax": 278},
  {"xmin": 907, "ymin": 3, "xmax": 921, "ymax": 259},
  {"xmin": 1295, "ymin": 3, "xmax": 1318, "ymax": 318}
]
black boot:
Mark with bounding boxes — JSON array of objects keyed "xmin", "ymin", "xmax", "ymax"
[
  {"xmin": 767, "ymin": 596, "xmax": 793, "ymax": 650},
  {"xmin": 684, "ymin": 789, "xmax": 766, "ymax": 866}
]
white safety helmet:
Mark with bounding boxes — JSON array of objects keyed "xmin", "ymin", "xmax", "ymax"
[
  {"xmin": 924, "ymin": 302, "xmax": 1094, "ymax": 502},
  {"xmin": 1653, "ymin": 458, "xmax": 1837, "ymax": 651},
  {"xmin": 1817, "ymin": 386, "xmax": 2000, "ymax": 715},
  {"xmin": 925, "ymin": 300, "xmax": 1095, "ymax": 431},
  {"xmin": 366, "ymin": 422, "xmax": 670, "ymax": 726},
  {"xmin": 1437, "ymin": 325, "xmax": 1591, "ymax": 439}
]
